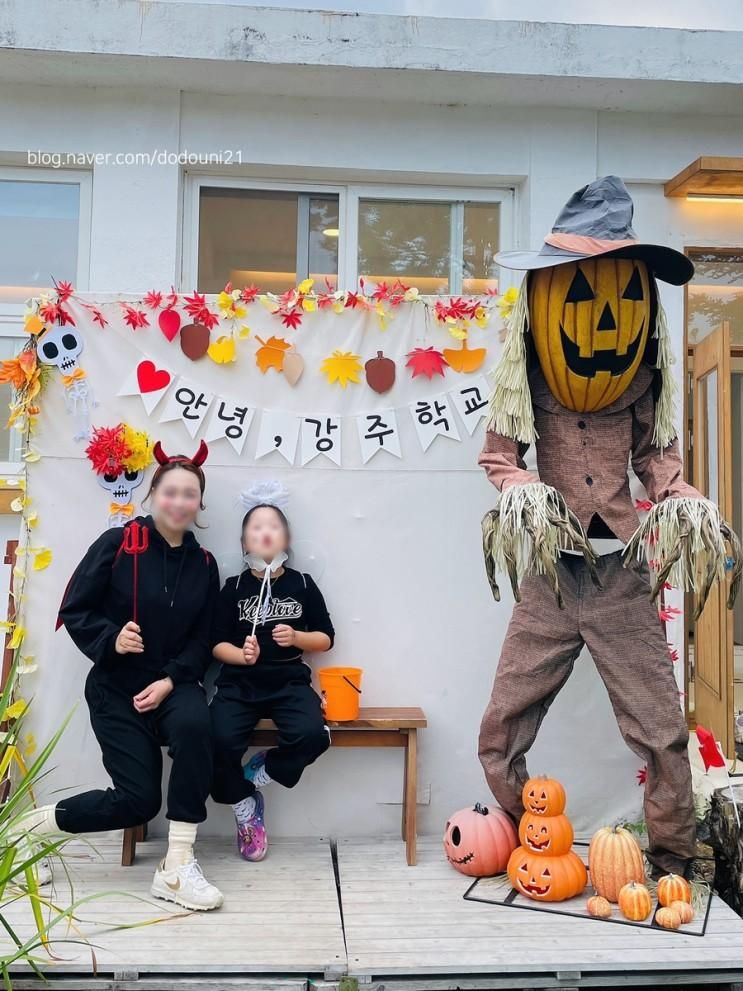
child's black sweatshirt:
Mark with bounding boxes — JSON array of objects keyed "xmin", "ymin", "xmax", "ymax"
[
  {"xmin": 213, "ymin": 567, "xmax": 334, "ymax": 667},
  {"xmin": 58, "ymin": 515, "xmax": 219, "ymax": 686}
]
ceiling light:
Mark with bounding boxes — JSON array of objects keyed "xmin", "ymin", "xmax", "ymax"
[{"xmin": 322, "ymin": 228, "xmax": 340, "ymax": 237}]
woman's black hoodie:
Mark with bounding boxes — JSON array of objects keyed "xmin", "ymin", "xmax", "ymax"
[{"xmin": 58, "ymin": 515, "xmax": 219, "ymax": 687}]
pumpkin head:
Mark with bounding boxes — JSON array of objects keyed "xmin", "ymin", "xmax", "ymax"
[
  {"xmin": 443, "ymin": 803, "xmax": 518, "ymax": 877},
  {"xmin": 522, "ymin": 776, "xmax": 566, "ymax": 817},
  {"xmin": 507, "ymin": 848, "xmax": 587, "ymax": 903},
  {"xmin": 519, "ymin": 811, "xmax": 574, "ymax": 857},
  {"xmin": 527, "ymin": 258, "xmax": 652, "ymax": 413}
]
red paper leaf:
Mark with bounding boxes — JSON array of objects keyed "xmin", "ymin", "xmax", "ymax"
[
  {"xmin": 240, "ymin": 285, "xmax": 260, "ymax": 303},
  {"xmin": 281, "ymin": 309, "xmax": 303, "ymax": 330},
  {"xmin": 144, "ymin": 290, "xmax": 163, "ymax": 309},
  {"xmin": 636, "ymin": 765, "xmax": 648, "ymax": 786},
  {"xmin": 86, "ymin": 305, "xmax": 108, "ymax": 328},
  {"xmin": 405, "ymin": 346, "xmax": 448, "ymax": 380},
  {"xmin": 122, "ymin": 304, "xmax": 149, "ymax": 330},
  {"xmin": 158, "ymin": 307, "xmax": 181, "ymax": 342},
  {"xmin": 183, "ymin": 292, "xmax": 219, "ymax": 330},
  {"xmin": 635, "ymin": 498, "xmax": 654, "ymax": 511},
  {"xmin": 55, "ymin": 280, "xmax": 74, "ymax": 302}
]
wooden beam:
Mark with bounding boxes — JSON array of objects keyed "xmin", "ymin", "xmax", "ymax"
[{"xmin": 665, "ymin": 156, "xmax": 743, "ymax": 197}]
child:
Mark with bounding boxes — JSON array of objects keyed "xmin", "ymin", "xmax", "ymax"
[{"xmin": 210, "ymin": 482, "xmax": 334, "ymax": 861}]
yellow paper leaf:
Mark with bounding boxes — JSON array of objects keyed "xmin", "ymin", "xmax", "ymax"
[
  {"xmin": 297, "ymin": 278, "xmax": 315, "ymax": 295},
  {"xmin": 331, "ymin": 301, "xmax": 344, "ymax": 314},
  {"xmin": 3, "ymin": 698, "xmax": 28, "ymax": 721},
  {"xmin": 22, "ymin": 732, "xmax": 37, "ymax": 756},
  {"xmin": 10, "ymin": 497, "xmax": 24, "ymax": 513},
  {"xmin": 207, "ymin": 335, "xmax": 237, "ymax": 365},
  {"xmin": 24, "ymin": 314, "xmax": 44, "ymax": 335},
  {"xmin": 8, "ymin": 626, "xmax": 25, "ymax": 649},
  {"xmin": 320, "ymin": 350, "xmax": 363, "ymax": 388},
  {"xmin": 259, "ymin": 296, "xmax": 279, "ymax": 314},
  {"xmin": 32, "ymin": 548, "xmax": 52, "ymax": 571},
  {"xmin": 301, "ymin": 297, "xmax": 317, "ymax": 313},
  {"xmin": 0, "ymin": 621, "xmax": 14, "ymax": 632},
  {"xmin": 238, "ymin": 325, "xmax": 251, "ymax": 339},
  {"xmin": 22, "ymin": 450, "xmax": 40, "ymax": 462},
  {"xmin": 13, "ymin": 566, "xmax": 26, "ymax": 580},
  {"xmin": 18, "ymin": 655, "xmax": 36, "ymax": 675}
]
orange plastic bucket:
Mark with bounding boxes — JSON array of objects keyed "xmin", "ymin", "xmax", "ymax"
[{"xmin": 318, "ymin": 666, "xmax": 363, "ymax": 721}]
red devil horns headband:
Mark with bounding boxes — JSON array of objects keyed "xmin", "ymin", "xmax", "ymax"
[{"xmin": 153, "ymin": 440, "xmax": 209, "ymax": 469}]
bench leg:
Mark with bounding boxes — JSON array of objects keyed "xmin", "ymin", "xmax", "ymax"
[
  {"xmin": 121, "ymin": 826, "xmax": 138, "ymax": 867},
  {"xmin": 403, "ymin": 728, "xmax": 418, "ymax": 866},
  {"xmin": 136, "ymin": 822, "xmax": 148, "ymax": 843}
]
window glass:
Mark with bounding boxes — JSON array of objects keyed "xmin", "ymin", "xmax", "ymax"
[
  {"xmin": 358, "ymin": 200, "xmax": 451, "ymax": 292},
  {"xmin": 0, "ymin": 180, "xmax": 80, "ymax": 304},
  {"xmin": 687, "ymin": 250, "xmax": 743, "ymax": 346},
  {"xmin": 0, "ymin": 337, "xmax": 25, "ymax": 463},
  {"xmin": 463, "ymin": 202, "xmax": 500, "ymax": 294}
]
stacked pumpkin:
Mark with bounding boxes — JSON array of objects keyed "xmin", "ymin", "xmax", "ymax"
[{"xmin": 506, "ymin": 776, "xmax": 587, "ymax": 902}]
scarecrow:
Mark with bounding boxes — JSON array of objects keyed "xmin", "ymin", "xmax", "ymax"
[{"xmin": 478, "ymin": 176, "xmax": 742, "ymax": 878}]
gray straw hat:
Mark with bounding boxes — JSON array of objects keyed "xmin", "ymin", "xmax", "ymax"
[{"xmin": 496, "ymin": 175, "xmax": 693, "ymax": 286}]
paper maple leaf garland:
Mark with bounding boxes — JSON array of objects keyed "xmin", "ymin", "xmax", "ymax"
[
  {"xmin": 405, "ymin": 347, "xmax": 448, "ymax": 380},
  {"xmin": 320, "ymin": 350, "xmax": 364, "ymax": 388}
]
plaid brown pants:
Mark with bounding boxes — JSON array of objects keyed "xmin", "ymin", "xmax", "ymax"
[{"xmin": 478, "ymin": 552, "xmax": 696, "ymax": 875}]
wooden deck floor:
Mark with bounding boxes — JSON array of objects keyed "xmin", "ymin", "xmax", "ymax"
[{"xmin": 4, "ymin": 836, "xmax": 743, "ymax": 990}]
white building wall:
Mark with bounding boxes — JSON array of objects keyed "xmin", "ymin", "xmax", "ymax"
[{"xmin": 3, "ymin": 78, "xmax": 743, "ymax": 838}]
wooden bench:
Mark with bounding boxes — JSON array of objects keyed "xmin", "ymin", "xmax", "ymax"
[{"xmin": 121, "ymin": 706, "xmax": 427, "ymax": 868}]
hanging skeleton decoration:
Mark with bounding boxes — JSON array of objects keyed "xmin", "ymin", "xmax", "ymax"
[
  {"xmin": 477, "ymin": 175, "xmax": 742, "ymax": 882},
  {"xmin": 36, "ymin": 324, "xmax": 94, "ymax": 438},
  {"xmin": 85, "ymin": 423, "xmax": 154, "ymax": 527}
]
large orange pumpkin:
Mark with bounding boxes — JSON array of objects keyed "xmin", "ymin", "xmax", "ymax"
[
  {"xmin": 618, "ymin": 881, "xmax": 652, "ymax": 921},
  {"xmin": 519, "ymin": 811, "xmax": 574, "ymax": 857},
  {"xmin": 443, "ymin": 803, "xmax": 518, "ymax": 877},
  {"xmin": 507, "ymin": 848, "xmax": 587, "ymax": 902},
  {"xmin": 528, "ymin": 258, "xmax": 651, "ymax": 413},
  {"xmin": 588, "ymin": 825, "xmax": 645, "ymax": 902},
  {"xmin": 522, "ymin": 776, "xmax": 566, "ymax": 817},
  {"xmin": 657, "ymin": 873, "xmax": 691, "ymax": 907}
]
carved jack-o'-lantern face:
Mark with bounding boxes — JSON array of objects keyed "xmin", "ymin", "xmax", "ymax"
[
  {"xmin": 519, "ymin": 812, "xmax": 574, "ymax": 857},
  {"xmin": 528, "ymin": 258, "xmax": 652, "ymax": 413},
  {"xmin": 522, "ymin": 776, "xmax": 566, "ymax": 817},
  {"xmin": 507, "ymin": 848, "xmax": 588, "ymax": 903}
]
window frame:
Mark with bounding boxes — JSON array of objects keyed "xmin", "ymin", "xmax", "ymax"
[
  {"xmin": 0, "ymin": 166, "xmax": 92, "ymax": 477},
  {"xmin": 181, "ymin": 173, "xmax": 515, "ymax": 295}
]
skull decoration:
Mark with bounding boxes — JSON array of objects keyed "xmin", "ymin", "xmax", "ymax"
[
  {"xmin": 37, "ymin": 325, "xmax": 83, "ymax": 375},
  {"xmin": 97, "ymin": 468, "xmax": 144, "ymax": 504}
]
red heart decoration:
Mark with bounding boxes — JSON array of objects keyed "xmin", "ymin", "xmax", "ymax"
[
  {"xmin": 158, "ymin": 308, "xmax": 181, "ymax": 342},
  {"xmin": 137, "ymin": 360, "xmax": 171, "ymax": 394}
]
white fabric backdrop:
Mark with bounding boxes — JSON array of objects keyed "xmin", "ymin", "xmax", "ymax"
[{"xmin": 22, "ymin": 292, "xmax": 672, "ymax": 838}]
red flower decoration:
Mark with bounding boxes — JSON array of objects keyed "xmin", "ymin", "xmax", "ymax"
[
  {"xmin": 183, "ymin": 292, "xmax": 219, "ymax": 330},
  {"xmin": 636, "ymin": 765, "xmax": 648, "ymax": 786},
  {"xmin": 122, "ymin": 304, "xmax": 150, "ymax": 330},
  {"xmin": 659, "ymin": 605, "xmax": 682, "ymax": 623},
  {"xmin": 85, "ymin": 424, "xmax": 129, "ymax": 475},
  {"xmin": 144, "ymin": 290, "xmax": 163, "ymax": 309}
]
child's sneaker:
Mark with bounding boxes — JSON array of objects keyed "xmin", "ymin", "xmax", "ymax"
[
  {"xmin": 244, "ymin": 750, "xmax": 269, "ymax": 784},
  {"xmin": 236, "ymin": 790, "xmax": 268, "ymax": 862},
  {"xmin": 151, "ymin": 858, "xmax": 223, "ymax": 911}
]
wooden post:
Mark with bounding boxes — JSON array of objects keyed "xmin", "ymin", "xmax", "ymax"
[
  {"xmin": 1, "ymin": 539, "xmax": 19, "ymax": 692},
  {"xmin": 708, "ymin": 780, "xmax": 743, "ymax": 915}
]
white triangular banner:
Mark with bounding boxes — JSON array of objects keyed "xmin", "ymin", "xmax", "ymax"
[
  {"xmin": 409, "ymin": 394, "xmax": 460, "ymax": 452},
  {"xmin": 255, "ymin": 409, "xmax": 301, "ymax": 464},
  {"xmin": 448, "ymin": 375, "xmax": 490, "ymax": 436},
  {"xmin": 158, "ymin": 378, "xmax": 214, "ymax": 438},
  {"xmin": 204, "ymin": 399, "xmax": 255, "ymax": 455},
  {"xmin": 356, "ymin": 410, "xmax": 402, "ymax": 464},
  {"xmin": 118, "ymin": 359, "xmax": 173, "ymax": 415},
  {"xmin": 301, "ymin": 416, "xmax": 342, "ymax": 467}
]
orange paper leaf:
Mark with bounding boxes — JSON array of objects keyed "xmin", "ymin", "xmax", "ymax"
[
  {"xmin": 255, "ymin": 336, "xmax": 292, "ymax": 374},
  {"xmin": 442, "ymin": 340, "xmax": 487, "ymax": 373}
]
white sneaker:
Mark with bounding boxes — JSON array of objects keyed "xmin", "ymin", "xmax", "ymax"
[
  {"xmin": 150, "ymin": 858, "xmax": 223, "ymax": 911},
  {"xmin": 34, "ymin": 857, "xmax": 52, "ymax": 887}
]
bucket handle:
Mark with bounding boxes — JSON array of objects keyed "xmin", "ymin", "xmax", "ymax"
[{"xmin": 343, "ymin": 675, "xmax": 362, "ymax": 694}]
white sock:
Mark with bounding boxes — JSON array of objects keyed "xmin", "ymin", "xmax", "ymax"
[
  {"xmin": 253, "ymin": 764, "xmax": 273, "ymax": 788},
  {"xmin": 164, "ymin": 821, "xmax": 198, "ymax": 870},
  {"xmin": 232, "ymin": 795, "xmax": 257, "ymax": 825},
  {"xmin": 16, "ymin": 805, "xmax": 60, "ymax": 837}
]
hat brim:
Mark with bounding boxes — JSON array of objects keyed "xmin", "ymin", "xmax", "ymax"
[{"xmin": 496, "ymin": 243, "xmax": 693, "ymax": 286}]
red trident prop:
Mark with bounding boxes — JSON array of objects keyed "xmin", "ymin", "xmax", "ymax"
[{"xmin": 123, "ymin": 520, "xmax": 149, "ymax": 625}]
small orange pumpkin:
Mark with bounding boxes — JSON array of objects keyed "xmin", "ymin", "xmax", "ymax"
[
  {"xmin": 586, "ymin": 895, "xmax": 612, "ymax": 919},
  {"xmin": 670, "ymin": 900, "xmax": 694, "ymax": 925},
  {"xmin": 588, "ymin": 825, "xmax": 645, "ymax": 902},
  {"xmin": 507, "ymin": 848, "xmax": 587, "ymax": 903},
  {"xmin": 443, "ymin": 803, "xmax": 518, "ymax": 877},
  {"xmin": 655, "ymin": 906, "xmax": 682, "ymax": 930},
  {"xmin": 657, "ymin": 873, "xmax": 691, "ymax": 907},
  {"xmin": 521, "ymin": 776, "xmax": 566, "ymax": 817},
  {"xmin": 519, "ymin": 811, "xmax": 574, "ymax": 857},
  {"xmin": 618, "ymin": 881, "xmax": 652, "ymax": 921}
]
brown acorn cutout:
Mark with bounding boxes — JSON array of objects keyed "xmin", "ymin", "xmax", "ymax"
[
  {"xmin": 282, "ymin": 347, "xmax": 305, "ymax": 386},
  {"xmin": 180, "ymin": 322, "xmax": 211, "ymax": 361},
  {"xmin": 365, "ymin": 350, "xmax": 396, "ymax": 394}
]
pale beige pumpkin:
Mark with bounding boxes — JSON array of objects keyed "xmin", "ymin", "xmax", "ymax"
[
  {"xmin": 586, "ymin": 895, "xmax": 612, "ymax": 919},
  {"xmin": 657, "ymin": 873, "xmax": 691, "ymax": 907},
  {"xmin": 670, "ymin": 900, "xmax": 694, "ymax": 925},
  {"xmin": 588, "ymin": 825, "xmax": 645, "ymax": 903},
  {"xmin": 618, "ymin": 881, "xmax": 652, "ymax": 922}
]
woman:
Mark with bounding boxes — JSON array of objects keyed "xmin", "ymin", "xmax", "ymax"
[{"xmin": 27, "ymin": 441, "xmax": 222, "ymax": 911}]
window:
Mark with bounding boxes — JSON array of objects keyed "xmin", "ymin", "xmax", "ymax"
[
  {"xmin": 0, "ymin": 168, "xmax": 91, "ymax": 474},
  {"xmin": 358, "ymin": 198, "xmax": 501, "ymax": 294},
  {"xmin": 196, "ymin": 185, "xmax": 340, "ymax": 294},
  {"xmin": 686, "ymin": 249, "xmax": 743, "ymax": 346},
  {"xmin": 184, "ymin": 176, "xmax": 513, "ymax": 296}
]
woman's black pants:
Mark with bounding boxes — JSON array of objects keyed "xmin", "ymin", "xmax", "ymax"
[
  {"xmin": 55, "ymin": 669, "xmax": 213, "ymax": 832},
  {"xmin": 210, "ymin": 662, "xmax": 330, "ymax": 805}
]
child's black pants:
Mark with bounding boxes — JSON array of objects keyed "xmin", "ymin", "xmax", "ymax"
[
  {"xmin": 55, "ymin": 669, "xmax": 212, "ymax": 832},
  {"xmin": 210, "ymin": 662, "xmax": 329, "ymax": 804}
]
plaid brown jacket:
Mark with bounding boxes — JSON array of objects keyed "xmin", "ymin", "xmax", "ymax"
[{"xmin": 478, "ymin": 364, "xmax": 700, "ymax": 543}]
